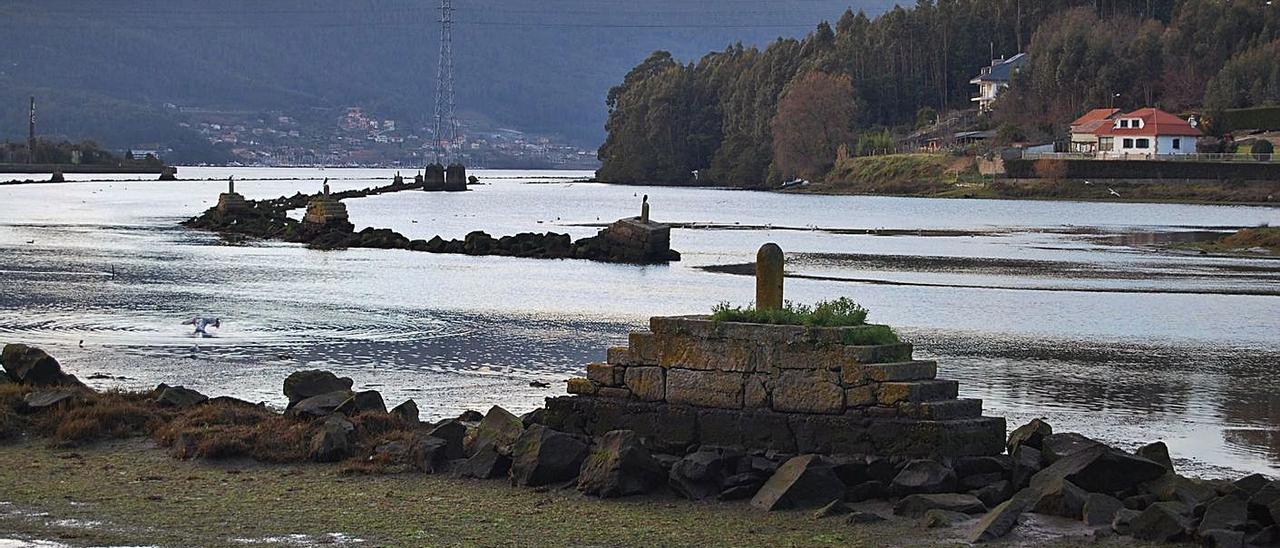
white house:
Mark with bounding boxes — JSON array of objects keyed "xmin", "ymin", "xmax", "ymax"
[
  {"xmin": 1092, "ymin": 108, "xmax": 1201, "ymax": 158},
  {"xmin": 970, "ymin": 53, "xmax": 1027, "ymax": 111}
]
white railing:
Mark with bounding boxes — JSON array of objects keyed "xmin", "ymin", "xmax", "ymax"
[{"xmin": 1021, "ymin": 151, "xmax": 1278, "ymax": 163}]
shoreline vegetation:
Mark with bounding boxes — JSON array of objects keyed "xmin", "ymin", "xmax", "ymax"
[{"xmin": 1180, "ymin": 226, "xmax": 1280, "ymax": 256}]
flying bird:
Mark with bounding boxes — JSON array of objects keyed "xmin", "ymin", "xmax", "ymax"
[
  {"xmin": 1083, "ymin": 180, "xmax": 1093, "ymax": 185},
  {"xmin": 1108, "ymin": 188, "xmax": 1121, "ymax": 198},
  {"xmin": 182, "ymin": 317, "xmax": 221, "ymax": 336}
]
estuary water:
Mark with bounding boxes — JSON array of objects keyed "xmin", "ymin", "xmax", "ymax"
[{"xmin": 1, "ymin": 166, "xmax": 1278, "ymax": 478}]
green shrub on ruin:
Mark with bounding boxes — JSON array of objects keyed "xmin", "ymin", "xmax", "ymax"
[{"xmin": 710, "ymin": 298, "xmax": 900, "ymax": 345}]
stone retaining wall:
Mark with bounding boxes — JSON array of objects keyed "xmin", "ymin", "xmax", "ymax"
[{"xmin": 545, "ymin": 316, "xmax": 1005, "ymax": 457}]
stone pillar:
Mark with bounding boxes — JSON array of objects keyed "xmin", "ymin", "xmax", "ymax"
[
  {"xmin": 446, "ymin": 163, "xmax": 467, "ymax": 191},
  {"xmin": 228, "ymin": 176, "xmax": 235, "ymax": 194},
  {"xmin": 641, "ymin": 195, "xmax": 650, "ymax": 223},
  {"xmin": 424, "ymin": 163, "xmax": 445, "ymax": 190},
  {"xmin": 756, "ymin": 243, "xmax": 784, "ymax": 311}
]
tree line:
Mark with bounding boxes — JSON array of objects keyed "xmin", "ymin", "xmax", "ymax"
[{"xmin": 598, "ymin": 0, "xmax": 1280, "ymax": 187}]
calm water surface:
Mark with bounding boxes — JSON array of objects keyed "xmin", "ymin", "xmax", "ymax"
[{"xmin": 1, "ymin": 167, "xmax": 1278, "ymax": 478}]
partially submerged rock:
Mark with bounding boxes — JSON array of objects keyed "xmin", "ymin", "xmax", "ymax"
[{"xmin": 390, "ymin": 399, "xmax": 419, "ymax": 423}]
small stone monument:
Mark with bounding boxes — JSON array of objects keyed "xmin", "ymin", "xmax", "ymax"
[
  {"xmin": 756, "ymin": 243, "xmax": 784, "ymax": 310},
  {"xmin": 303, "ymin": 178, "xmax": 349, "ymax": 226},
  {"xmin": 599, "ymin": 195, "xmax": 675, "ymax": 263},
  {"xmin": 445, "ymin": 163, "xmax": 467, "ymax": 191},
  {"xmin": 423, "ymin": 163, "xmax": 446, "ymax": 190},
  {"xmin": 216, "ymin": 176, "xmax": 248, "ymax": 213}
]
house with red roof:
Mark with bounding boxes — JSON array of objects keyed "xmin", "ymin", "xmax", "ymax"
[{"xmin": 1091, "ymin": 108, "xmax": 1202, "ymax": 158}]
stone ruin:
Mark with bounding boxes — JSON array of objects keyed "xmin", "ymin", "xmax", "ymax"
[
  {"xmin": 216, "ymin": 176, "xmax": 248, "ymax": 214},
  {"xmin": 422, "ymin": 162, "xmax": 467, "ymax": 191},
  {"xmin": 593, "ymin": 195, "xmax": 680, "ymax": 263},
  {"xmin": 302, "ymin": 179, "xmax": 350, "ymax": 227}
]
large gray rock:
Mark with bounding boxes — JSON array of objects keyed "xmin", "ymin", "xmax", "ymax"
[
  {"xmin": 283, "ymin": 370, "xmax": 354, "ymax": 408},
  {"xmin": 1200, "ymin": 529, "xmax": 1244, "ymax": 548},
  {"xmin": 1135, "ymin": 441, "xmax": 1174, "ymax": 473},
  {"xmin": 893, "ymin": 493, "xmax": 985, "ymax": 518},
  {"xmin": 22, "ymin": 388, "xmax": 85, "ymax": 410},
  {"xmin": 1082, "ymin": 493, "xmax": 1124, "ymax": 527},
  {"xmin": 1198, "ymin": 495, "xmax": 1249, "ymax": 536},
  {"xmin": 1231, "ymin": 473, "xmax": 1270, "ymax": 497},
  {"xmin": 427, "ymin": 419, "xmax": 468, "ymax": 460},
  {"xmin": 1011, "ymin": 445, "xmax": 1041, "ymax": 489},
  {"xmin": 1140, "ymin": 473, "xmax": 1219, "ymax": 507},
  {"xmin": 2, "ymin": 344, "xmax": 80, "ymax": 386},
  {"xmin": 920, "ymin": 509, "xmax": 974, "ymax": 528},
  {"xmin": 390, "ymin": 399, "xmax": 419, "ymax": 423},
  {"xmin": 1111, "ymin": 508, "xmax": 1141, "ymax": 535},
  {"xmin": 1030, "ymin": 477, "xmax": 1087, "ymax": 519},
  {"xmin": 890, "ymin": 459, "xmax": 956, "ymax": 496},
  {"xmin": 1034, "ymin": 444, "xmax": 1167, "ymax": 495},
  {"xmin": 971, "ymin": 480, "xmax": 1013, "ymax": 508},
  {"xmin": 1006, "ymin": 418, "xmax": 1052, "ymax": 454},
  {"xmin": 334, "ymin": 390, "xmax": 386, "ymax": 415},
  {"xmin": 1129, "ymin": 501, "xmax": 1189, "ymax": 542},
  {"xmin": 309, "ymin": 414, "xmax": 355, "ymax": 463},
  {"xmin": 1247, "ymin": 481, "xmax": 1280, "ymax": 524},
  {"xmin": 577, "ymin": 430, "xmax": 665, "ymax": 498},
  {"xmin": 154, "ymin": 384, "xmax": 208, "ymax": 408},
  {"xmin": 410, "ymin": 437, "xmax": 451, "ymax": 473},
  {"xmin": 750, "ymin": 454, "xmax": 845, "ymax": 512},
  {"xmin": 456, "ymin": 442, "xmax": 512, "ymax": 479},
  {"xmin": 287, "ymin": 390, "xmax": 354, "ymax": 418},
  {"xmin": 669, "ymin": 449, "xmax": 735, "ymax": 500},
  {"xmin": 969, "ymin": 488, "xmax": 1039, "ymax": 543},
  {"xmin": 464, "ymin": 405, "xmax": 524, "ymax": 457},
  {"xmin": 1039, "ymin": 432, "xmax": 1104, "ymax": 465},
  {"xmin": 509, "ymin": 424, "xmax": 589, "ymax": 487}
]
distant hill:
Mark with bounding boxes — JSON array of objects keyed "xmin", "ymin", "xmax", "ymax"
[{"xmin": 0, "ymin": 0, "xmax": 894, "ymax": 162}]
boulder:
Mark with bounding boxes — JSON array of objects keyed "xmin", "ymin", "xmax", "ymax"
[
  {"xmin": 457, "ymin": 410, "xmax": 484, "ymax": 422},
  {"xmin": 1082, "ymin": 493, "xmax": 1124, "ymax": 527},
  {"xmin": 1111, "ymin": 507, "xmax": 1141, "ymax": 535},
  {"xmin": 154, "ymin": 385, "xmax": 208, "ymax": 408},
  {"xmin": 309, "ymin": 414, "xmax": 354, "ymax": 463},
  {"xmin": 456, "ymin": 442, "xmax": 512, "ymax": 479},
  {"xmin": 1039, "ymin": 432, "xmax": 1104, "ymax": 465},
  {"xmin": 960, "ymin": 472, "xmax": 1005, "ymax": 491},
  {"xmin": 971, "ymin": 480, "xmax": 1013, "ymax": 508},
  {"xmin": 1247, "ymin": 481, "xmax": 1280, "ymax": 524},
  {"xmin": 953, "ymin": 455, "xmax": 1012, "ymax": 478},
  {"xmin": 1006, "ymin": 418, "xmax": 1052, "ymax": 454},
  {"xmin": 893, "ymin": 493, "xmax": 986, "ymax": 518},
  {"xmin": 921, "ymin": 509, "xmax": 973, "ymax": 528},
  {"xmin": 427, "ymin": 419, "xmax": 468, "ymax": 460},
  {"xmin": 890, "ymin": 459, "xmax": 956, "ymax": 496},
  {"xmin": 846, "ymin": 511, "xmax": 886, "ymax": 524},
  {"xmin": 865, "ymin": 456, "xmax": 897, "ymax": 483},
  {"xmin": 969, "ymin": 490, "xmax": 1038, "ymax": 543},
  {"xmin": 1030, "ymin": 477, "xmax": 1087, "ymax": 520},
  {"xmin": 1129, "ymin": 501, "xmax": 1189, "ymax": 542},
  {"xmin": 287, "ymin": 390, "xmax": 353, "ymax": 418},
  {"xmin": 334, "ymin": 390, "xmax": 387, "ymax": 415},
  {"xmin": 1197, "ymin": 495, "xmax": 1248, "ymax": 537},
  {"xmin": 577, "ymin": 430, "xmax": 664, "ymax": 498},
  {"xmin": 1141, "ymin": 473, "xmax": 1220, "ymax": 507},
  {"xmin": 390, "ymin": 399, "xmax": 419, "ymax": 423},
  {"xmin": 1033, "ymin": 444, "xmax": 1167, "ymax": 495},
  {"xmin": 1200, "ymin": 529, "xmax": 1244, "ymax": 548},
  {"xmin": 21, "ymin": 388, "xmax": 85, "ymax": 410},
  {"xmin": 508, "ymin": 424, "xmax": 589, "ymax": 487},
  {"xmin": 1247, "ymin": 525, "xmax": 1279, "ymax": 546},
  {"xmin": 1230, "ymin": 473, "xmax": 1270, "ymax": 497},
  {"xmin": 1, "ymin": 344, "xmax": 80, "ymax": 386},
  {"xmin": 669, "ymin": 449, "xmax": 734, "ymax": 500},
  {"xmin": 750, "ymin": 455, "xmax": 846, "ymax": 512},
  {"xmin": 846, "ymin": 480, "xmax": 888, "ymax": 503},
  {"xmin": 1010, "ymin": 445, "xmax": 1041, "ymax": 489},
  {"xmin": 1135, "ymin": 441, "xmax": 1174, "ymax": 473},
  {"xmin": 283, "ymin": 370, "xmax": 354, "ymax": 408},
  {"xmin": 464, "ymin": 405, "xmax": 524, "ymax": 457},
  {"xmin": 410, "ymin": 437, "xmax": 451, "ymax": 474},
  {"xmin": 718, "ymin": 472, "xmax": 766, "ymax": 501}
]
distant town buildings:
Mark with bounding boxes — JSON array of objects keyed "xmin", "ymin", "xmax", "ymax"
[{"xmin": 970, "ymin": 53, "xmax": 1027, "ymax": 111}]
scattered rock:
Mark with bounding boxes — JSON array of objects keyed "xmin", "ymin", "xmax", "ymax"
[
  {"xmin": 457, "ymin": 410, "xmax": 484, "ymax": 422},
  {"xmin": 960, "ymin": 472, "xmax": 1005, "ymax": 491},
  {"xmin": 21, "ymin": 388, "xmax": 85, "ymax": 410},
  {"xmin": 520, "ymin": 408, "xmax": 544, "ymax": 428},
  {"xmin": 718, "ymin": 472, "xmax": 766, "ymax": 501},
  {"xmin": 334, "ymin": 390, "xmax": 386, "ymax": 415},
  {"xmin": 750, "ymin": 455, "xmax": 846, "ymax": 512},
  {"xmin": 1141, "ymin": 473, "xmax": 1219, "ymax": 507},
  {"xmin": 890, "ymin": 459, "xmax": 956, "ymax": 496},
  {"xmin": 283, "ymin": 370, "xmax": 354, "ymax": 408},
  {"xmin": 509, "ymin": 424, "xmax": 589, "ymax": 487},
  {"xmin": 1006, "ymin": 418, "xmax": 1052, "ymax": 454},
  {"xmin": 968, "ymin": 491, "xmax": 1035, "ymax": 543},
  {"xmin": 1135, "ymin": 441, "xmax": 1174, "ymax": 473},
  {"xmin": 813, "ymin": 500, "xmax": 853, "ymax": 519},
  {"xmin": 410, "ymin": 437, "xmax": 451, "ymax": 474},
  {"xmin": 287, "ymin": 390, "xmax": 354, "ymax": 418},
  {"xmin": 1039, "ymin": 432, "xmax": 1104, "ymax": 465},
  {"xmin": 669, "ymin": 449, "xmax": 734, "ymax": 500},
  {"xmin": 456, "ymin": 442, "xmax": 512, "ymax": 479},
  {"xmin": 1197, "ymin": 495, "xmax": 1249, "ymax": 536},
  {"xmin": 971, "ymin": 480, "xmax": 1013, "ymax": 508},
  {"xmin": 465, "ymin": 405, "xmax": 525, "ymax": 457},
  {"xmin": 390, "ymin": 399, "xmax": 419, "ymax": 423},
  {"xmin": 1129, "ymin": 501, "xmax": 1189, "ymax": 542},
  {"xmin": 1034, "ymin": 443, "xmax": 1167, "ymax": 495},
  {"xmin": 153, "ymin": 385, "xmax": 208, "ymax": 408},
  {"xmin": 1082, "ymin": 493, "xmax": 1124, "ymax": 527},
  {"xmin": 1199, "ymin": 529, "xmax": 1244, "ymax": 548},
  {"xmin": 893, "ymin": 493, "xmax": 985, "ymax": 518},
  {"xmin": 920, "ymin": 509, "xmax": 973, "ymax": 528},
  {"xmin": 1111, "ymin": 507, "xmax": 1141, "ymax": 535},
  {"xmin": 1124, "ymin": 493, "xmax": 1157, "ymax": 510},
  {"xmin": 1011, "ymin": 445, "xmax": 1042, "ymax": 489},
  {"xmin": 1, "ymin": 344, "xmax": 81, "ymax": 386},
  {"xmin": 1030, "ymin": 477, "xmax": 1087, "ymax": 520},
  {"xmin": 308, "ymin": 414, "xmax": 354, "ymax": 463},
  {"xmin": 1230, "ymin": 473, "xmax": 1270, "ymax": 497},
  {"xmin": 845, "ymin": 511, "xmax": 886, "ymax": 524},
  {"xmin": 1247, "ymin": 525, "xmax": 1279, "ymax": 546},
  {"xmin": 846, "ymin": 480, "xmax": 889, "ymax": 503},
  {"xmin": 1247, "ymin": 481, "xmax": 1280, "ymax": 524},
  {"xmin": 426, "ymin": 419, "xmax": 468, "ymax": 460},
  {"xmin": 953, "ymin": 455, "xmax": 1012, "ymax": 478},
  {"xmin": 577, "ymin": 430, "xmax": 665, "ymax": 498}
]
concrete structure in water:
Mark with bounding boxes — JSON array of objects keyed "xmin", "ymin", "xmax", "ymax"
[
  {"xmin": 598, "ymin": 195, "xmax": 676, "ymax": 263},
  {"xmin": 423, "ymin": 162, "xmax": 467, "ymax": 191},
  {"xmin": 216, "ymin": 176, "xmax": 248, "ymax": 213},
  {"xmin": 545, "ymin": 244, "xmax": 1005, "ymax": 457},
  {"xmin": 302, "ymin": 179, "xmax": 350, "ymax": 226}
]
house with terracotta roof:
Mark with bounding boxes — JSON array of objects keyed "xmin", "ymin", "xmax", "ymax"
[
  {"xmin": 1069, "ymin": 108, "xmax": 1121, "ymax": 152},
  {"xmin": 1092, "ymin": 108, "xmax": 1202, "ymax": 158}
]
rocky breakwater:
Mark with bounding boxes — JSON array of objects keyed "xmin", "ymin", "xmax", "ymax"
[{"xmin": 543, "ymin": 315, "xmax": 1005, "ymax": 458}]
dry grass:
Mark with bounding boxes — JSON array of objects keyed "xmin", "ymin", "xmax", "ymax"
[
  {"xmin": 1217, "ymin": 226, "xmax": 1280, "ymax": 253},
  {"xmin": 0, "ymin": 382, "xmax": 27, "ymax": 439},
  {"xmin": 154, "ymin": 400, "xmax": 312, "ymax": 462}
]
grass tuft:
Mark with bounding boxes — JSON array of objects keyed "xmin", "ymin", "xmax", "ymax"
[{"xmin": 711, "ymin": 297, "xmax": 870, "ymax": 327}]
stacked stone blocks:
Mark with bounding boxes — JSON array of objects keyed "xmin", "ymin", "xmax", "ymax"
[{"xmin": 547, "ymin": 315, "xmax": 1005, "ymax": 457}]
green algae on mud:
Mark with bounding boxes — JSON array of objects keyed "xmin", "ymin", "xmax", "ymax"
[{"xmin": 0, "ymin": 438, "xmax": 1153, "ymax": 548}]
